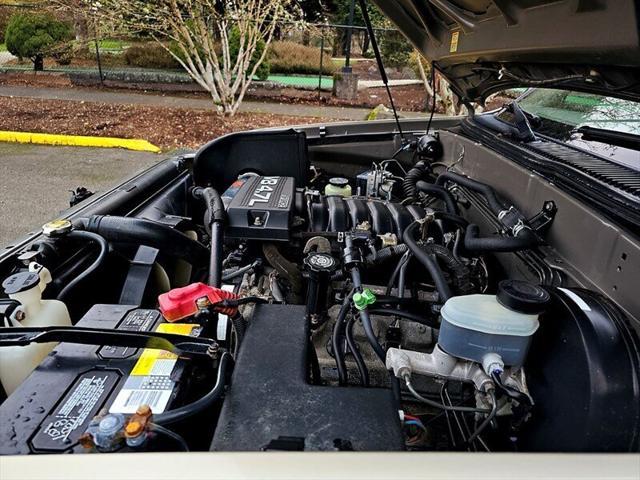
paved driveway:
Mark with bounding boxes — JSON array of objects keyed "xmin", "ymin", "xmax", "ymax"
[{"xmin": 0, "ymin": 143, "xmax": 160, "ymax": 245}]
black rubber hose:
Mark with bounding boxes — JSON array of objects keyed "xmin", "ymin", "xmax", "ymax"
[
  {"xmin": 435, "ymin": 171, "xmax": 507, "ymax": 215},
  {"xmin": 403, "ymin": 222, "xmax": 453, "ymax": 302},
  {"xmin": 491, "ymin": 371, "xmax": 533, "ymax": 409},
  {"xmin": 365, "ymin": 243, "xmax": 409, "ymax": 264},
  {"xmin": 222, "ymin": 260, "xmax": 261, "ymax": 282},
  {"xmin": 154, "ymin": 352, "xmax": 233, "ymax": 426},
  {"xmin": 74, "ymin": 215, "xmax": 209, "ymax": 265},
  {"xmin": 199, "ymin": 187, "xmax": 225, "ymax": 225},
  {"xmin": 402, "ymin": 160, "xmax": 428, "ymax": 201},
  {"xmin": 57, "ymin": 230, "xmax": 109, "ymax": 302},
  {"xmin": 416, "ymin": 180, "xmax": 458, "ymax": 214},
  {"xmin": 350, "ymin": 267, "xmax": 386, "ymax": 363},
  {"xmin": 332, "ymin": 291, "xmax": 353, "ymax": 386},
  {"xmin": 367, "ymin": 308, "xmax": 439, "ymax": 329},
  {"xmin": 209, "ymin": 221, "xmax": 224, "ymax": 287},
  {"xmin": 464, "ymin": 224, "xmax": 540, "ymax": 252},
  {"xmin": 433, "ymin": 211, "xmax": 469, "ymax": 230},
  {"xmin": 420, "ymin": 243, "xmax": 473, "ymax": 295},
  {"xmin": 196, "ymin": 187, "xmax": 225, "ymax": 288},
  {"xmin": 345, "ymin": 316, "xmax": 370, "ymax": 387},
  {"xmin": 385, "ymin": 252, "xmax": 411, "ymax": 296}
]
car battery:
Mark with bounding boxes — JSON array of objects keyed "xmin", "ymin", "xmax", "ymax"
[{"xmin": 0, "ymin": 304, "xmax": 200, "ymax": 454}]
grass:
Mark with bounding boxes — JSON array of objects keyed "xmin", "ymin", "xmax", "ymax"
[
  {"xmin": 0, "ymin": 43, "xmax": 7, "ymax": 52},
  {"xmin": 88, "ymin": 39, "xmax": 130, "ymax": 52}
]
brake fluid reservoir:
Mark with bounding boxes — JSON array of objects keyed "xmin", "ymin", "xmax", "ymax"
[
  {"xmin": 438, "ymin": 280, "xmax": 548, "ymax": 366},
  {"xmin": 0, "ymin": 268, "xmax": 71, "ymax": 395}
]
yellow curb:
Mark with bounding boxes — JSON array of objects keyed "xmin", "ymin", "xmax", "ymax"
[{"xmin": 0, "ymin": 131, "xmax": 161, "ymax": 153}]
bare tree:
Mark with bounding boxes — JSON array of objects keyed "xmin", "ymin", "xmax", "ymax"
[
  {"xmin": 414, "ymin": 53, "xmax": 467, "ymax": 116},
  {"xmin": 81, "ymin": 0, "xmax": 299, "ymax": 115}
]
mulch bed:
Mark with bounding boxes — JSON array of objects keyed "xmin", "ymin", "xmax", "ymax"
[
  {"xmin": 0, "ymin": 71, "xmax": 429, "ymax": 112},
  {"xmin": 0, "ymin": 96, "xmax": 327, "ymax": 151},
  {"xmin": 247, "ymin": 84, "xmax": 428, "ymax": 112}
]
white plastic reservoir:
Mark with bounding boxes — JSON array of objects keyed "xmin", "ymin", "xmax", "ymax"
[
  {"xmin": 439, "ymin": 281, "xmax": 549, "ymax": 366},
  {"xmin": 0, "ymin": 265, "xmax": 71, "ymax": 395}
]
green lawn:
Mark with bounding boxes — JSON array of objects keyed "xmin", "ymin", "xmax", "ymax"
[
  {"xmin": 90, "ymin": 39, "xmax": 130, "ymax": 52},
  {"xmin": 0, "ymin": 44, "xmax": 7, "ymax": 52},
  {"xmin": 266, "ymin": 74, "xmax": 333, "ymax": 90}
]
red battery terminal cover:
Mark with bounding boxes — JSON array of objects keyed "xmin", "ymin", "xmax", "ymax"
[{"xmin": 158, "ymin": 283, "xmax": 239, "ymax": 322}]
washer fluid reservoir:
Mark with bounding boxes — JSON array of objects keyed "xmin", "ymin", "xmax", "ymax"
[
  {"xmin": 0, "ymin": 265, "xmax": 71, "ymax": 395},
  {"xmin": 438, "ymin": 280, "xmax": 549, "ymax": 367}
]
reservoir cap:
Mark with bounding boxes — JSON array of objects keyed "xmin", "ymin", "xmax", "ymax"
[
  {"xmin": 497, "ymin": 280, "xmax": 549, "ymax": 314},
  {"xmin": 329, "ymin": 177, "xmax": 349, "ymax": 187},
  {"xmin": 2, "ymin": 271, "xmax": 40, "ymax": 295},
  {"xmin": 42, "ymin": 219, "xmax": 72, "ymax": 237}
]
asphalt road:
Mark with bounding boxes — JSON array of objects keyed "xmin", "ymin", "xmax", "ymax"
[{"xmin": 0, "ymin": 143, "xmax": 161, "ymax": 245}]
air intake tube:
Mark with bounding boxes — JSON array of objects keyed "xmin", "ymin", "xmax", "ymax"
[{"xmin": 73, "ymin": 215, "xmax": 209, "ymax": 266}]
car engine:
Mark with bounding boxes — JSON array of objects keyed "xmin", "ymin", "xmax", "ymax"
[{"xmin": 0, "ymin": 127, "xmax": 638, "ymax": 454}]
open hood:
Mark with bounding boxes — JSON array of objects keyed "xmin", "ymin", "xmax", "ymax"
[{"xmin": 371, "ymin": 0, "xmax": 640, "ymax": 104}]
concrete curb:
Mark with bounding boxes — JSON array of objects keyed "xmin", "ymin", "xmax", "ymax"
[{"xmin": 0, "ymin": 131, "xmax": 161, "ymax": 153}]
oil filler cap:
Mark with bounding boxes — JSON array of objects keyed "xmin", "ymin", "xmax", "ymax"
[
  {"xmin": 304, "ymin": 252, "xmax": 337, "ymax": 272},
  {"xmin": 2, "ymin": 271, "xmax": 40, "ymax": 295},
  {"xmin": 497, "ymin": 280, "xmax": 549, "ymax": 315}
]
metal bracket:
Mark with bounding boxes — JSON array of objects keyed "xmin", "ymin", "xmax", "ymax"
[
  {"xmin": 0, "ymin": 299, "xmax": 24, "ymax": 326},
  {"xmin": 528, "ymin": 200, "xmax": 558, "ymax": 234}
]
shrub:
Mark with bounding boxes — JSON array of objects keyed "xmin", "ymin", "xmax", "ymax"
[
  {"xmin": 124, "ymin": 43, "xmax": 181, "ymax": 69},
  {"xmin": 379, "ymin": 31, "xmax": 412, "ymax": 69},
  {"xmin": 268, "ymin": 41, "xmax": 336, "ymax": 76},
  {"xmin": 229, "ymin": 27, "xmax": 270, "ymax": 81},
  {"xmin": 48, "ymin": 41, "xmax": 74, "ymax": 66},
  {"xmin": 4, "ymin": 13, "xmax": 72, "ymax": 70}
]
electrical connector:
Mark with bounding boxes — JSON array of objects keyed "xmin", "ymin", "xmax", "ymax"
[{"xmin": 353, "ymin": 288, "xmax": 376, "ymax": 310}]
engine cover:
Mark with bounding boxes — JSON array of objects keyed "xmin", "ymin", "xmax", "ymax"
[{"xmin": 225, "ymin": 176, "xmax": 295, "ymax": 241}]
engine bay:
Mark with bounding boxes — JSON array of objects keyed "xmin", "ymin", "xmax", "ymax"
[{"xmin": 1, "ymin": 124, "xmax": 639, "ymax": 454}]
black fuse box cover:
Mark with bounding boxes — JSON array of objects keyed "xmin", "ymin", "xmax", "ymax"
[
  {"xmin": 211, "ymin": 304, "xmax": 404, "ymax": 451},
  {"xmin": 226, "ymin": 176, "xmax": 295, "ymax": 241},
  {"xmin": 0, "ymin": 305, "xmax": 184, "ymax": 454}
]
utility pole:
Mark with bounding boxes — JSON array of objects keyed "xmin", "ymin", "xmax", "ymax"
[
  {"xmin": 343, "ymin": 0, "xmax": 355, "ymax": 73},
  {"xmin": 334, "ymin": 0, "xmax": 359, "ymax": 100}
]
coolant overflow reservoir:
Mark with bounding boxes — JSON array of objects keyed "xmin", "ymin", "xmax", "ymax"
[
  {"xmin": 0, "ymin": 268, "xmax": 71, "ymax": 395},
  {"xmin": 438, "ymin": 280, "xmax": 549, "ymax": 366}
]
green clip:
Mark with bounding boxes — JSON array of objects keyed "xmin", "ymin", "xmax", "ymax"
[{"xmin": 353, "ymin": 288, "xmax": 376, "ymax": 311}]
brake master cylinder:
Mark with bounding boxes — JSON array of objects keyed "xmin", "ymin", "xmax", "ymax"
[
  {"xmin": 438, "ymin": 280, "xmax": 549, "ymax": 367},
  {"xmin": 0, "ymin": 265, "xmax": 71, "ymax": 394}
]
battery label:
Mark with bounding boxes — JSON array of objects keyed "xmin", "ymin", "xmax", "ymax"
[
  {"xmin": 30, "ymin": 371, "xmax": 120, "ymax": 452},
  {"xmin": 98, "ymin": 309, "xmax": 159, "ymax": 360},
  {"xmin": 109, "ymin": 323, "xmax": 198, "ymax": 415}
]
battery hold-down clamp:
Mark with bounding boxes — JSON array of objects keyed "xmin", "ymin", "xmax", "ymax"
[{"xmin": 0, "ymin": 325, "xmax": 220, "ymax": 359}]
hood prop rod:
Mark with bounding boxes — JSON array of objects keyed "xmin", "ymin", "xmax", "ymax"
[{"xmin": 358, "ymin": 0, "xmax": 405, "ymax": 142}]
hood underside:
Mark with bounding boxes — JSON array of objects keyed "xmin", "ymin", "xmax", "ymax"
[{"xmin": 372, "ymin": 0, "xmax": 640, "ymax": 103}]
